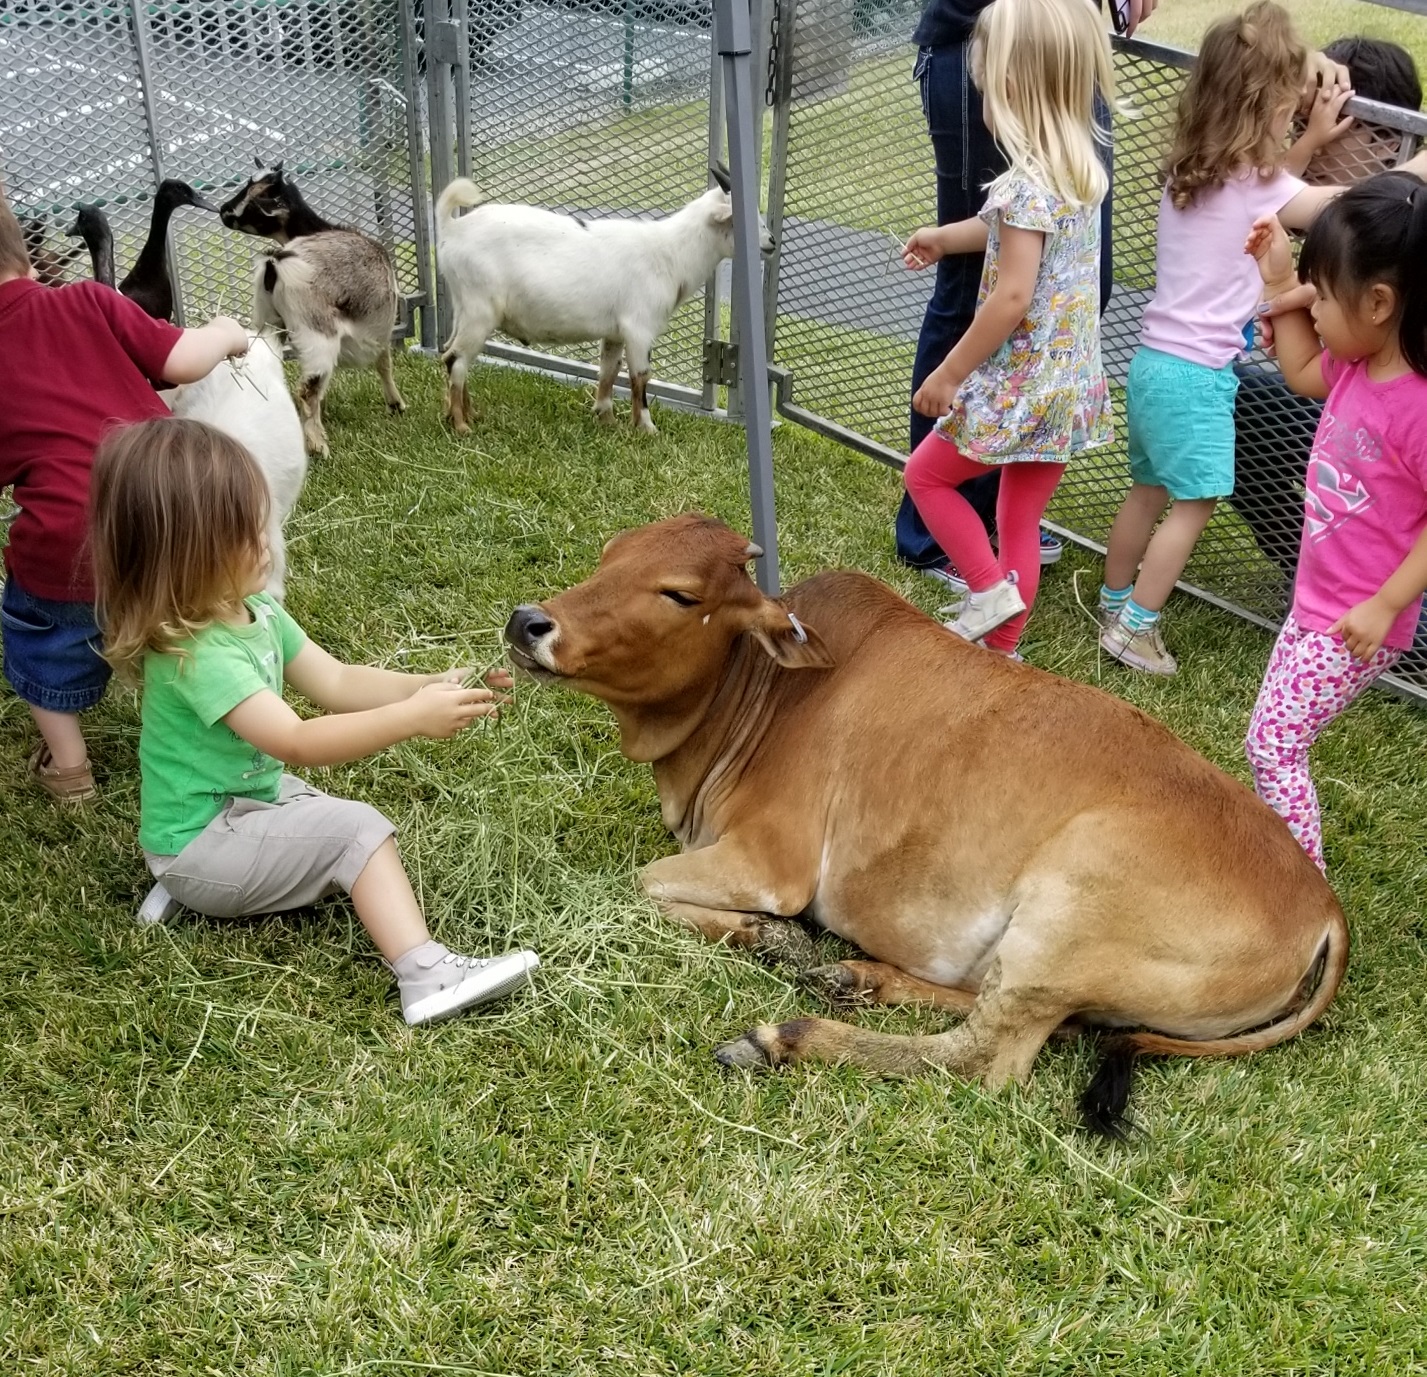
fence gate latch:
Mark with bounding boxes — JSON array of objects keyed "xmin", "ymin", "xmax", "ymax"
[
  {"xmin": 703, "ymin": 340, "xmax": 740, "ymax": 387},
  {"xmin": 428, "ymin": 19, "xmax": 463, "ymax": 66}
]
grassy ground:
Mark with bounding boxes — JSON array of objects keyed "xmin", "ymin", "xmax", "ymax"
[{"xmin": 4, "ymin": 355, "xmax": 1427, "ymax": 1373}]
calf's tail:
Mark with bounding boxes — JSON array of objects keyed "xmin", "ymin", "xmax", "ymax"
[{"xmin": 1080, "ymin": 908, "xmax": 1349, "ymax": 1138}]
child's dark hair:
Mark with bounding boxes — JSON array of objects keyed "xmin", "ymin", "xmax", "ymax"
[
  {"xmin": 1298, "ymin": 170, "xmax": 1427, "ymax": 377},
  {"xmin": 1322, "ymin": 35, "xmax": 1422, "ymax": 111},
  {"xmin": 91, "ymin": 417, "xmax": 271, "ymax": 680}
]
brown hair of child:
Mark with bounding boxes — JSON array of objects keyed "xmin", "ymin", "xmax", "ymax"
[
  {"xmin": 0, "ymin": 185, "xmax": 34, "ymax": 279},
  {"xmin": 90, "ymin": 417, "xmax": 270, "ymax": 681},
  {"xmin": 1164, "ymin": 1, "xmax": 1308, "ymax": 210}
]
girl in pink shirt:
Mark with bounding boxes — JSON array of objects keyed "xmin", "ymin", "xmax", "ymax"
[{"xmin": 1244, "ymin": 172, "xmax": 1427, "ymax": 871}]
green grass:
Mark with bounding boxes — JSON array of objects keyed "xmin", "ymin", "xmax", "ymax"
[{"xmin": 4, "ymin": 355, "xmax": 1427, "ymax": 1373}]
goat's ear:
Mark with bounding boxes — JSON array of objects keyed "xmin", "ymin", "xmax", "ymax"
[
  {"xmin": 709, "ymin": 162, "xmax": 732, "ymax": 193},
  {"xmin": 748, "ymin": 600, "xmax": 834, "ymax": 671},
  {"xmin": 272, "ymin": 160, "xmax": 285, "ymax": 181}
]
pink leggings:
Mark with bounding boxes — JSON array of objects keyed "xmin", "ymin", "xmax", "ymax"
[
  {"xmin": 1245, "ymin": 614, "xmax": 1401, "ymax": 872},
  {"xmin": 904, "ymin": 430, "xmax": 1066, "ymax": 651}
]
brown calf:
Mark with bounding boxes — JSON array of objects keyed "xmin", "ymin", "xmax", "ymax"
[{"xmin": 504, "ymin": 515, "xmax": 1348, "ymax": 1133}]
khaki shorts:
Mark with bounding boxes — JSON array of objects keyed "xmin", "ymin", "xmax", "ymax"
[{"xmin": 146, "ymin": 775, "xmax": 395, "ymax": 919}]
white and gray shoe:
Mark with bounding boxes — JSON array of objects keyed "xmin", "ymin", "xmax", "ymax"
[
  {"xmin": 137, "ymin": 882, "xmax": 181, "ymax": 927},
  {"xmin": 943, "ymin": 573, "xmax": 1025, "ymax": 643},
  {"xmin": 394, "ymin": 942, "xmax": 540, "ymax": 1026}
]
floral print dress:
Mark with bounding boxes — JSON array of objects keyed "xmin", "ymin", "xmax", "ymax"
[{"xmin": 936, "ymin": 171, "xmax": 1112, "ymax": 463}]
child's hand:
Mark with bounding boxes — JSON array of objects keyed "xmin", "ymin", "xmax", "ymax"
[
  {"xmin": 912, "ymin": 366, "xmax": 962, "ymax": 419},
  {"xmin": 1302, "ymin": 51, "xmax": 1352, "ymax": 114},
  {"xmin": 213, "ymin": 316, "xmax": 249, "ymax": 357},
  {"xmin": 433, "ymin": 666, "xmax": 515, "ymax": 692},
  {"xmin": 903, "ymin": 227, "xmax": 944, "ymax": 271},
  {"xmin": 1301, "ymin": 81, "xmax": 1354, "ymax": 151},
  {"xmin": 1329, "ymin": 596, "xmax": 1395, "ymax": 663},
  {"xmin": 1245, "ymin": 215, "xmax": 1296, "ymax": 291},
  {"xmin": 405, "ymin": 681, "xmax": 505, "ymax": 739}
]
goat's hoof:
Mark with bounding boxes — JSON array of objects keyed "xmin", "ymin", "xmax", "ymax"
[
  {"xmin": 388, "ymin": 398, "xmax": 407, "ymax": 416},
  {"xmin": 450, "ymin": 419, "xmax": 472, "ymax": 437},
  {"xmin": 635, "ymin": 419, "xmax": 659, "ymax": 437},
  {"xmin": 593, "ymin": 406, "xmax": 616, "ymax": 426}
]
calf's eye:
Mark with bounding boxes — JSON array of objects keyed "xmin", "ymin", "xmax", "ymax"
[{"xmin": 661, "ymin": 589, "xmax": 701, "ymax": 608}]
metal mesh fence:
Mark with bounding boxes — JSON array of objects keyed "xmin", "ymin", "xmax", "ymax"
[
  {"xmin": 1, "ymin": 0, "xmax": 428, "ymax": 331},
  {"xmin": 765, "ymin": 12, "xmax": 1427, "ymax": 702},
  {"xmin": 438, "ymin": 0, "xmax": 724, "ymax": 392}
]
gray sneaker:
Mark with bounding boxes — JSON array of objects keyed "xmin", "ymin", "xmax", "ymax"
[
  {"xmin": 394, "ymin": 942, "xmax": 540, "ymax": 1026},
  {"xmin": 944, "ymin": 574, "xmax": 1025, "ymax": 643},
  {"xmin": 1100, "ymin": 618, "xmax": 1178, "ymax": 675},
  {"xmin": 137, "ymin": 882, "xmax": 181, "ymax": 926}
]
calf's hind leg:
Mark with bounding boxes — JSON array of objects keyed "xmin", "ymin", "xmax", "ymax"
[
  {"xmin": 803, "ymin": 959, "xmax": 979, "ymax": 1014},
  {"xmin": 717, "ymin": 958, "xmax": 1073, "ymax": 1089}
]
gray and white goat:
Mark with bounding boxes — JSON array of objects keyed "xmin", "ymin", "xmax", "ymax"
[
  {"xmin": 220, "ymin": 160, "xmax": 404, "ymax": 457},
  {"xmin": 435, "ymin": 166, "xmax": 773, "ymax": 435}
]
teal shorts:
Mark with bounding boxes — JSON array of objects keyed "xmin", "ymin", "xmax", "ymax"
[{"xmin": 1126, "ymin": 346, "xmax": 1239, "ymax": 500}]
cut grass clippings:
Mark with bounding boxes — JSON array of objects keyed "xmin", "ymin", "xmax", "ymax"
[{"xmin": 3, "ymin": 353, "xmax": 1427, "ymax": 1373}]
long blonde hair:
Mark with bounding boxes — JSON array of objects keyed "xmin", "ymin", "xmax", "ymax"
[
  {"xmin": 1165, "ymin": 1, "xmax": 1307, "ymax": 209},
  {"xmin": 90, "ymin": 417, "xmax": 270, "ymax": 682},
  {"xmin": 975, "ymin": 0, "xmax": 1116, "ymax": 209}
]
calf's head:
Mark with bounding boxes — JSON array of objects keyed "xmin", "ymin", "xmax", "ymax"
[{"xmin": 505, "ymin": 515, "xmax": 830, "ymax": 760}]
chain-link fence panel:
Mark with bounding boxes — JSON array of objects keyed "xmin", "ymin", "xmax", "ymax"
[
  {"xmin": 1, "ymin": 0, "xmax": 429, "ymax": 333},
  {"xmin": 767, "ymin": 17, "xmax": 1427, "ymax": 704},
  {"xmin": 437, "ymin": 0, "xmax": 722, "ymax": 391}
]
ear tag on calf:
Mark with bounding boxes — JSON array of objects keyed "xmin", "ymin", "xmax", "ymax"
[{"xmin": 787, "ymin": 612, "xmax": 808, "ymax": 644}]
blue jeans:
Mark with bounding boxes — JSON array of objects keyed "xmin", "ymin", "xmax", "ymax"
[
  {"xmin": 1, "ymin": 578, "xmax": 110, "ymax": 713},
  {"xmin": 898, "ymin": 42, "xmax": 1115, "ymax": 568}
]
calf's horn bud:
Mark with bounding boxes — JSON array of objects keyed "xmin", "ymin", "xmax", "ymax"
[{"xmin": 744, "ymin": 542, "xmax": 764, "ymax": 559}]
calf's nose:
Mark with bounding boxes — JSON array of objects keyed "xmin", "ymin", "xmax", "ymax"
[{"xmin": 505, "ymin": 604, "xmax": 556, "ymax": 649}]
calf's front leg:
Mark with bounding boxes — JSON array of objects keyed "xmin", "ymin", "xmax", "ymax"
[{"xmin": 641, "ymin": 842, "xmax": 817, "ymax": 971}]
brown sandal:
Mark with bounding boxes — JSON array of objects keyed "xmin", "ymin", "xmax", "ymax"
[{"xmin": 29, "ymin": 742, "xmax": 97, "ymax": 804}]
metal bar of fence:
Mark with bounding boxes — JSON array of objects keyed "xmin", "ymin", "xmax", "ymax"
[
  {"xmin": 716, "ymin": 0, "xmax": 780, "ymax": 594},
  {"xmin": 400, "ymin": 0, "xmax": 437, "ymax": 349}
]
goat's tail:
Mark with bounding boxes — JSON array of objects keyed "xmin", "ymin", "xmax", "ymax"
[{"xmin": 436, "ymin": 178, "xmax": 489, "ymax": 233}]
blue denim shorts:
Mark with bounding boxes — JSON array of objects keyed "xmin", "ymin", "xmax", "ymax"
[
  {"xmin": 1127, "ymin": 347, "xmax": 1240, "ymax": 501},
  {"xmin": 1, "ymin": 579, "xmax": 111, "ymax": 712}
]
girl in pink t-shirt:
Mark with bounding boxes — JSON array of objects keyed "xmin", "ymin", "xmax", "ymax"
[
  {"xmin": 1243, "ymin": 172, "xmax": 1427, "ymax": 871},
  {"xmin": 1097, "ymin": 2, "xmax": 1353, "ymax": 676}
]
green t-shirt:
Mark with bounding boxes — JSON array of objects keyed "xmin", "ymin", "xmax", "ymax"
[{"xmin": 139, "ymin": 593, "xmax": 307, "ymax": 855}]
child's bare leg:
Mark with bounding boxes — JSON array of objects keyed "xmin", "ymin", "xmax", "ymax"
[
  {"xmin": 1129, "ymin": 497, "xmax": 1217, "ymax": 611},
  {"xmin": 30, "ymin": 706, "xmax": 88, "ymax": 770},
  {"xmin": 348, "ymin": 836, "xmax": 430, "ymax": 961},
  {"xmin": 1103, "ymin": 483, "xmax": 1168, "ymax": 590}
]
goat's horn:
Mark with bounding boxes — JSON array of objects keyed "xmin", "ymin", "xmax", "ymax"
[
  {"xmin": 254, "ymin": 155, "xmax": 264, "ymax": 170},
  {"xmin": 709, "ymin": 162, "xmax": 732, "ymax": 192}
]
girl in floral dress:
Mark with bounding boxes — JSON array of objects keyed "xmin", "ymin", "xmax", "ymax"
[{"xmin": 901, "ymin": 0, "xmax": 1115, "ymax": 656}]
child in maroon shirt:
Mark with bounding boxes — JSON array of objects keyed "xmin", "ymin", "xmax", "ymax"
[{"xmin": 0, "ymin": 189, "xmax": 248, "ymax": 802}]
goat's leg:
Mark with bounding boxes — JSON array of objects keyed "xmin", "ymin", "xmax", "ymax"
[
  {"xmin": 593, "ymin": 339, "xmax": 622, "ymax": 424},
  {"xmin": 625, "ymin": 337, "xmax": 657, "ymax": 436},
  {"xmin": 376, "ymin": 347, "xmax": 406, "ymax": 416},
  {"xmin": 264, "ymin": 515, "xmax": 288, "ymax": 603},
  {"xmin": 289, "ymin": 330, "xmax": 340, "ymax": 458},
  {"xmin": 442, "ymin": 349, "xmax": 472, "ymax": 435}
]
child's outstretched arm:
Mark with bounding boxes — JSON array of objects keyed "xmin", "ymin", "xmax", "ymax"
[
  {"xmin": 223, "ymin": 677, "xmax": 501, "ymax": 770},
  {"xmin": 1284, "ymin": 80, "xmax": 1354, "ymax": 179},
  {"xmin": 1245, "ymin": 215, "xmax": 1327, "ymax": 398},
  {"xmin": 283, "ymin": 640, "xmax": 513, "ymax": 715},
  {"xmin": 913, "ymin": 221, "xmax": 1043, "ymax": 418},
  {"xmin": 902, "ymin": 218, "xmax": 991, "ymax": 271},
  {"xmin": 161, "ymin": 316, "xmax": 249, "ymax": 385}
]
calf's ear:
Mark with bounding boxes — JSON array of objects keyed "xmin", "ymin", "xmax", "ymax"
[{"xmin": 749, "ymin": 602, "xmax": 835, "ymax": 670}]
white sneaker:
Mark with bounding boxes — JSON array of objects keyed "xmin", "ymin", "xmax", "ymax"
[
  {"xmin": 137, "ymin": 882, "xmax": 181, "ymax": 926},
  {"xmin": 395, "ymin": 942, "xmax": 540, "ymax": 1026},
  {"xmin": 1100, "ymin": 617, "xmax": 1178, "ymax": 675},
  {"xmin": 943, "ymin": 574, "xmax": 1025, "ymax": 643}
]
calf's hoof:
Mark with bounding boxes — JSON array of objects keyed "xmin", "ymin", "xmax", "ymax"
[
  {"xmin": 802, "ymin": 962, "xmax": 868, "ymax": 1005},
  {"xmin": 714, "ymin": 1018, "xmax": 815, "ymax": 1070},
  {"xmin": 752, "ymin": 920, "xmax": 817, "ymax": 972},
  {"xmin": 714, "ymin": 1026, "xmax": 781, "ymax": 1070}
]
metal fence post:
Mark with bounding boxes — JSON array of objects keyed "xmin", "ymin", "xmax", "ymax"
[
  {"xmin": 400, "ymin": 0, "xmax": 437, "ymax": 349},
  {"xmin": 127, "ymin": 0, "xmax": 185, "ymax": 326},
  {"xmin": 762, "ymin": 0, "xmax": 794, "ymax": 356},
  {"xmin": 700, "ymin": 35, "xmax": 728, "ymax": 413},
  {"xmin": 716, "ymin": 0, "xmax": 780, "ymax": 594},
  {"xmin": 424, "ymin": 0, "xmax": 459, "ymax": 343}
]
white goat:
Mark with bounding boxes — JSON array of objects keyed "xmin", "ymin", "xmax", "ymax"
[
  {"xmin": 165, "ymin": 331, "xmax": 308, "ymax": 601},
  {"xmin": 435, "ymin": 167, "xmax": 773, "ymax": 435}
]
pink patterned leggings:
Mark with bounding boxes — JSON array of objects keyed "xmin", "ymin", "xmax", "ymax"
[{"xmin": 1244, "ymin": 613, "xmax": 1401, "ymax": 871}]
